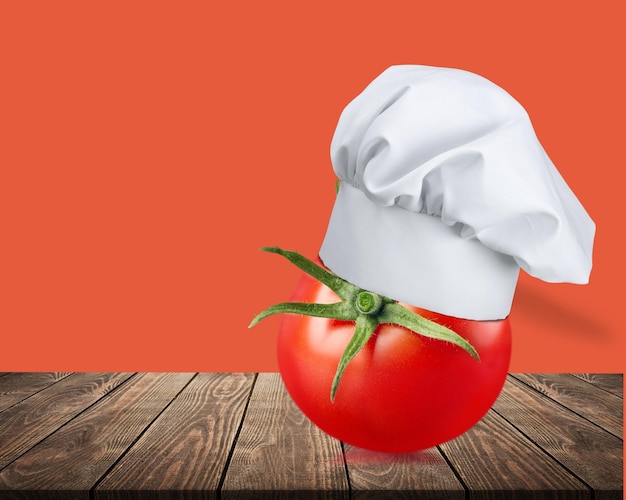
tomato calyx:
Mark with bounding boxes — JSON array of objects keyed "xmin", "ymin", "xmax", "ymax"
[
  {"xmin": 355, "ymin": 291, "xmax": 384, "ymax": 315},
  {"xmin": 249, "ymin": 247, "xmax": 480, "ymax": 402}
]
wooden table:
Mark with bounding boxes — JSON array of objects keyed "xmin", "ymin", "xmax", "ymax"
[{"xmin": 0, "ymin": 372, "xmax": 622, "ymax": 499}]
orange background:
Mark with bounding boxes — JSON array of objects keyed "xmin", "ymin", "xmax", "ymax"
[{"xmin": 1, "ymin": 2, "xmax": 624, "ymax": 373}]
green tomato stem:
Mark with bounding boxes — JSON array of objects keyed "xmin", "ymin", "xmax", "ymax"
[
  {"xmin": 355, "ymin": 291, "xmax": 384, "ymax": 315},
  {"xmin": 250, "ymin": 247, "xmax": 480, "ymax": 402}
]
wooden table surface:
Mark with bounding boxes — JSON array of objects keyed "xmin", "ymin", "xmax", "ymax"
[{"xmin": 0, "ymin": 372, "xmax": 622, "ymax": 499}]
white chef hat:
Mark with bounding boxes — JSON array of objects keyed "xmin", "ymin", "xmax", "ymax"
[{"xmin": 319, "ymin": 65, "xmax": 595, "ymax": 320}]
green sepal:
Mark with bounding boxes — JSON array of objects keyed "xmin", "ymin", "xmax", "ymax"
[
  {"xmin": 249, "ymin": 300, "xmax": 357, "ymax": 328},
  {"xmin": 260, "ymin": 247, "xmax": 357, "ymax": 301},
  {"xmin": 378, "ymin": 303, "xmax": 479, "ymax": 360},
  {"xmin": 330, "ymin": 314, "xmax": 378, "ymax": 402}
]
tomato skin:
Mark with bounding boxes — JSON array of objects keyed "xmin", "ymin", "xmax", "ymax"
[{"xmin": 277, "ymin": 271, "xmax": 512, "ymax": 453}]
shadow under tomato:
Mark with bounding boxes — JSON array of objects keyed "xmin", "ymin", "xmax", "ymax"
[{"xmin": 333, "ymin": 445, "xmax": 447, "ymax": 466}]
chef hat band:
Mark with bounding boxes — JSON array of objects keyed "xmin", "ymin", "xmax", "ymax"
[
  {"xmin": 319, "ymin": 65, "xmax": 595, "ymax": 320},
  {"xmin": 322, "ymin": 182, "xmax": 520, "ymax": 319}
]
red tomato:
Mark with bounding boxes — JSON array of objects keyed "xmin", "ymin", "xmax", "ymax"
[{"xmin": 277, "ymin": 271, "xmax": 512, "ymax": 453}]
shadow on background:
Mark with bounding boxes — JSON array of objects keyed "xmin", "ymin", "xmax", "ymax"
[{"xmin": 512, "ymin": 283, "xmax": 611, "ymax": 341}]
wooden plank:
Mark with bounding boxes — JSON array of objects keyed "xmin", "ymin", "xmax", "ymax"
[
  {"xmin": 512, "ymin": 373, "xmax": 623, "ymax": 438},
  {"xmin": 440, "ymin": 408, "xmax": 589, "ymax": 499},
  {"xmin": 94, "ymin": 373, "xmax": 256, "ymax": 500},
  {"xmin": 572, "ymin": 374, "xmax": 623, "ymax": 398},
  {"xmin": 0, "ymin": 372, "xmax": 133, "ymax": 470},
  {"xmin": 344, "ymin": 445, "xmax": 464, "ymax": 500},
  {"xmin": 492, "ymin": 376, "xmax": 623, "ymax": 500},
  {"xmin": 0, "ymin": 372, "xmax": 194, "ymax": 495},
  {"xmin": 220, "ymin": 373, "xmax": 349, "ymax": 499},
  {"xmin": 0, "ymin": 372, "xmax": 73, "ymax": 412},
  {"xmin": 0, "ymin": 489, "xmax": 89, "ymax": 500}
]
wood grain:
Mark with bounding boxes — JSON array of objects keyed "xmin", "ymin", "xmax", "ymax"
[
  {"xmin": 344, "ymin": 444, "xmax": 464, "ymax": 500},
  {"xmin": 0, "ymin": 372, "xmax": 194, "ymax": 492},
  {"xmin": 0, "ymin": 372, "xmax": 133, "ymax": 470},
  {"xmin": 0, "ymin": 489, "xmax": 90, "ymax": 500},
  {"xmin": 220, "ymin": 373, "xmax": 349, "ymax": 499},
  {"xmin": 0, "ymin": 373, "xmax": 621, "ymax": 498},
  {"xmin": 512, "ymin": 373, "xmax": 623, "ymax": 438},
  {"xmin": 0, "ymin": 372, "xmax": 72, "ymax": 412},
  {"xmin": 94, "ymin": 372, "xmax": 256, "ymax": 500},
  {"xmin": 440, "ymin": 407, "xmax": 588, "ymax": 499},
  {"xmin": 572, "ymin": 374, "xmax": 623, "ymax": 398},
  {"xmin": 492, "ymin": 376, "xmax": 623, "ymax": 500}
]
